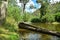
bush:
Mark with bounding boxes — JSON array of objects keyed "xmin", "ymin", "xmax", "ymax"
[
  {"xmin": 7, "ymin": 5, "xmax": 22, "ymax": 23},
  {"xmin": 41, "ymin": 18, "xmax": 47, "ymax": 23},
  {"xmin": 22, "ymin": 13, "xmax": 31, "ymax": 22},
  {"xmin": 31, "ymin": 18, "xmax": 41, "ymax": 23},
  {"xmin": 42, "ymin": 14, "xmax": 55, "ymax": 22},
  {"xmin": 3, "ymin": 23, "xmax": 17, "ymax": 32},
  {"xmin": 55, "ymin": 12, "xmax": 60, "ymax": 22},
  {"xmin": 0, "ymin": 33, "xmax": 19, "ymax": 40}
]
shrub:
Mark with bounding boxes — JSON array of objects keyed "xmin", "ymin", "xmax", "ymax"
[
  {"xmin": 55, "ymin": 12, "xmax": 60, "ymax": 22},
  {"xmin": 41, "ymin": 18, "xmax": 47, "ymax": 23},
  {"xmin": 0, "ymin": 33, "xmax": 19, "ymax": 40},
  {"xmin": 42, "ymin": 14, "xmax": 55, "ymax": 22},
  {"xmin": 31, "ymin": 18, "xmax": 41, "ymax": 23},
  {"xmin": 7, "ymin": 5, "xmax": 22, "ymax": 23}
]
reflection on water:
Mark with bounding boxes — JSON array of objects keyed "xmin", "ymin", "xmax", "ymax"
[
  {"xmin": 19, "ymin": 23, "xmax": 60, "ymax": 40},
  {"xmin": 27, "ymin": 33, "xmax": 41, "ymax": 40},
  {"xmin": 20, "ymin": 32, "xmax": 42, "ymax": 40},
  {"xmin": 51, "ymin": 36, "xmax": 60, "ymax": 40}
]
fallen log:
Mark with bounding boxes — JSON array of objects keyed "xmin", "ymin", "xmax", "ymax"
[{"xmin": 18, "ymin": 22, "xmax": 60, "ymax": 37}]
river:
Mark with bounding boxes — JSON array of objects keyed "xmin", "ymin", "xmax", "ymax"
[{"xmin": 19, "ymin": 23, "xmax": 60, "ymax": 40}]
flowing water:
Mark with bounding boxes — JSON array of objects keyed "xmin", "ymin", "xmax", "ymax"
[{"xmin": 19, "ymin": 23, "xmax": 60, "ymax": 40}]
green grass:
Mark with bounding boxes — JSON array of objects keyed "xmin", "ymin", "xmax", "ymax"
[
  {"xmin": 0, "ymin": 26, "xmax": 19, "ymax": 40},
  {"xmin": 0, "ymin": 16, "xmax": 19, "ymax": 40}
]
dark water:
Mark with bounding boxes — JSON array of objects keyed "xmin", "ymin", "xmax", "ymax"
[{"xmin": 19, "ymin": 23, "xmax": 60, "ymax": 40}]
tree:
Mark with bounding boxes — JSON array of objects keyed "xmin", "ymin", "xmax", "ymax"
[
  {"xmin": 8, "ymin": 0, "xmax": 17, "ymax": 6},
  {"xmin": 7, "ymin": 5, "xmax": 22, "ymax": 23},
  {"xmin": 37, "ymin": 0, "xmax": 49, "ymax": 18},
  {"xmin": 20, "ymin": 0, "xmax": 29, "ymax": 13}
]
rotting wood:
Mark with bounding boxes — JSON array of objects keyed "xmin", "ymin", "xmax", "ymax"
[{"xmin": 18, "ymin": 22, "xmax": 60, "ymax": 38}]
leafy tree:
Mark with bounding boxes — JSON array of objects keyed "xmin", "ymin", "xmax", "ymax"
[
  {"xmin": 47, "ymin": 2, "xmax": 60, "ymax": 14},
  {"xmin": 19, "ymin": 0, "xmax": 29, "ymax": 13},
  {"xmin": 7, "ymin": 5, "xmax": 22, "ymax": 23},
  {"xmin": 37, "ymin": 0, "xmax": 49, "ymax": 18},
  {"xmin": 8, "ymin": 0, "xmax": 17, "ymax": 6},
  {"xmin": 55, "ymin": 12, "xmax": 60, "ymax": 22}
]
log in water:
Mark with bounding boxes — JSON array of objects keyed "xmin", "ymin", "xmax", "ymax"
[{"xmin": 18, "ymin": 22, "xmax": 60, "ymax": 37}]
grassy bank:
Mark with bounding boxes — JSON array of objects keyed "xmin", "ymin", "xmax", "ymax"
[{"xmin": 0, "ymin": 16, "xmax": 19, "ymax": 40}]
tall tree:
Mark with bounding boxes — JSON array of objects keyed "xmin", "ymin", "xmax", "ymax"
[
  {"xmin": 8, "ymin": 0, "xmax": 17, "ymax": 6},
  {"xmin": 20, "ymin": 0, "xmax": 29, "ymax": 13},
  {"xmin": 37, "ymin": 0, "xmax": 49, "ymax": 18}
]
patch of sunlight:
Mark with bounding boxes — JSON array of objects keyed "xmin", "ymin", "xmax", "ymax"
[
  {"xmin": 8, "ymin": 32, "xmax": 18, "ymax": 35},
  {"xmin": 0, "ymin": 28, "xmax": 8, "ymax": 31},
  {"xmin": 0, "ymin": 27, "xmax": 18, "ymax": 35},
  {"xmin": 52, "ymin": 22, "xmax": 60, "ymax": 24},
  {"xmin": 0, "ymin": 34, "xmax": 9, "ymax": 38},
  {"xmin": 0, "ymin": 27, "xmax": 9, "ymax": 34}
]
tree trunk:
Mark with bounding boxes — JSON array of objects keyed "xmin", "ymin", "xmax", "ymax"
[
  {"xmin": 0, "ymin": 1, "xmax": 8, "ymax": 25},
  {"xmin": 18, "ymin": 22, "xmax": 60, "ymax": 38}
]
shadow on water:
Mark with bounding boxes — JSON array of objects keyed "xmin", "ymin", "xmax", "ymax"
[{"xmin": 19, "ymin": 23, "xmax": 60, "ymax": 40}]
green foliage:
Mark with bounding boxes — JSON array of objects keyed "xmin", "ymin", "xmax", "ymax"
[
  {"xmin": 31, "ymin": 18, "xmax": 41, "ymax": 23},
  {"xmin": 0, "ymin": 33, "xmax": 19, "ymax": 40},
  {"xmin": 0, "ymin": 0, "xmax": 2, "ymax": 6},
  {"xmin": 0, "ymin": 2, "xmax": 20, "ymax": 40},
  {"xmin": 42, "ymin": 14, "xmax": 55, "ymax": 22},
  {"xmin": 7, "ymin": 34, "xmax": 19, "ymax": 40},
  {"xmin": 7, "ymin": 5, "xmax": 22, "ymax": 22},
  {"xmin": 0, "ymin": 0, "xmax": 60, "ymax": 40},
  {"xmin": 38, "ymin": 1, "xmax": 60, "ymax": 23},
  {"xmin": 45, "ymin": 2, "xmax": 60, "ymax": 22},
  {"xmin": 55, "ymin": 12, "xmax": 60, "ymax": 22},
  {"xmin": 41, "ymin": 17, "xmax": 47, "ymax": 23},
  {"xmin": 3, "ymin": 0, "xmax": 60, "ymax": 23},
  {"xmin": 8, "ymin": 0, "xmax": 17, "ymax": 6},
  {"xmin": 46, "ymin": 2, "xmax": 60, "ymax": 14},
  {"xmin": 38, "ymin": 0, "xmax": 49, "ymax": 18},
  {"xmin": 20, "ymin": 0, "xmax": 29, "ymax": 4},
  {"xmin": 3, "ymin": 23, "xmax": 16, "ymax": 32},
  {"xmin": 31, "ymin": 13, "xmax": 55, "ymax": 23},
  {"xmin": 23, "ymin": 13, "xmax": 30, "ymax": 22}
]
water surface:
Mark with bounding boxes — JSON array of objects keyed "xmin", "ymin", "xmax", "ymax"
[{"xmin": 19, "ymin": 23, "xmax": 60, "ymax": 40}]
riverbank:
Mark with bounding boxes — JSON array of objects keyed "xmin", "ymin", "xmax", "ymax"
[
  {"xmin": 0, "ymin": 25, "xmax": 19, "ymax": 40},
  {"xmin": 52, "ymin": 22, "xmax": 60, "ymax": 24},
  {"xmin": 30, "ymin": 22, "xmax": 60, "ymax": 24}
]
